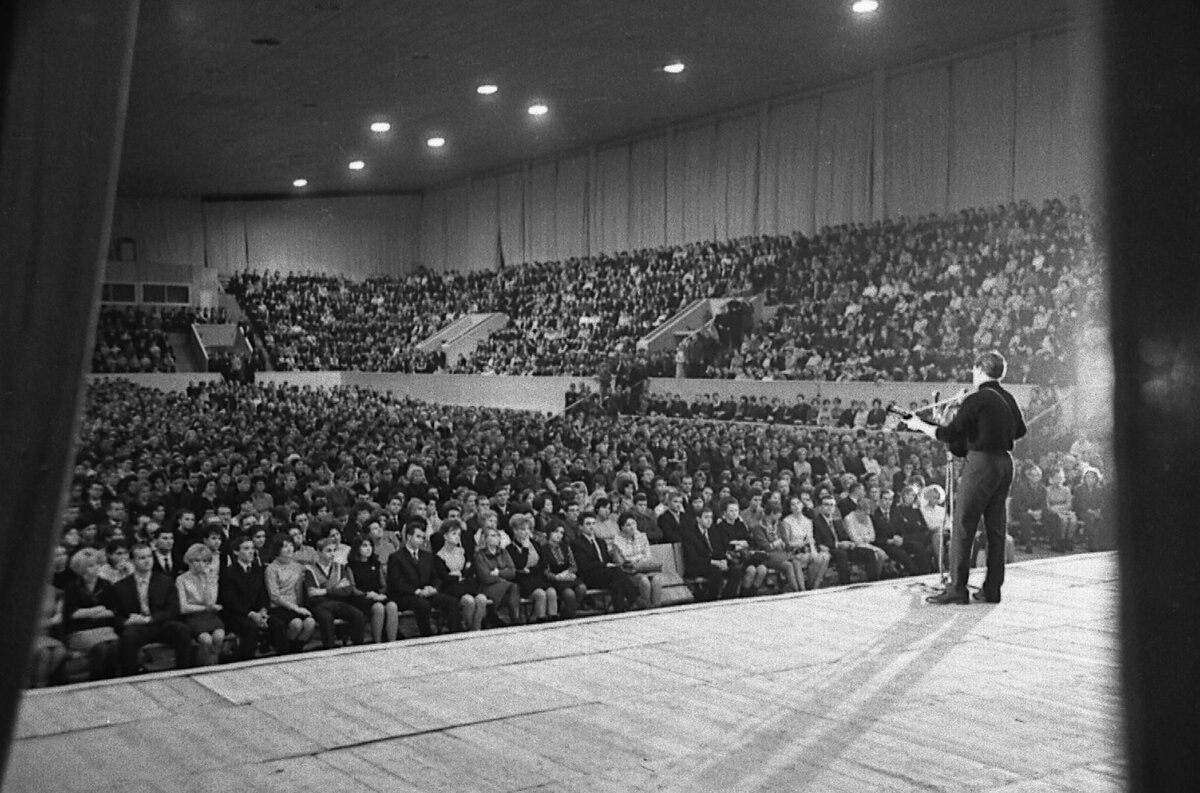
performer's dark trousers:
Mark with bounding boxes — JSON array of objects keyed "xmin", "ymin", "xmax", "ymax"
[{"xmin": 953, "ymin": 451, "xmax": 1014, "ymax": 598}]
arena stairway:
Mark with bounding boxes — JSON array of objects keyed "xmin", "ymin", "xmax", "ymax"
[
  {"xmin": 166, "ymin": 330, "xmax": 205, "ymax": 372},
  {"xmin": 415, "ymin": 312, "xmax": 509, "ymax": 367}
]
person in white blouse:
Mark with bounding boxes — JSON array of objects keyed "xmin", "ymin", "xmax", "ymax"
[
  {"xmin": 175, "ymin": 544, "xmax": 226, "ymax": 665},
  {"xmin": 780, "ymin": 494, "xmax": 830, "ymax": 590},
  {"xmin": 609, "ymin": 512, "xmax": 660, "ymax": 608}
]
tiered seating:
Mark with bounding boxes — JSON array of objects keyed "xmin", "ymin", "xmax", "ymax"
[{"xmin": 90, "ymin": 306, "xmax": 227, "ymax": 373}]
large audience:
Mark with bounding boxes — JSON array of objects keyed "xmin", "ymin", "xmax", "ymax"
[
  {"xmin": 228, "ymin": 198, "xmax": 1100, "ymax": 385},
  {"xmin": 91, "ymin": 306, "xmax": 228, "ymax": 373},
  {"xmin": 30, "ymin": 377, "xmax": 1106, "ymax": 685}
]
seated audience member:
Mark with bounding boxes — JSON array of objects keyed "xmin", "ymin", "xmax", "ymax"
[
  {"xmin": 780, "ymin": 494, "xmax": 829, "ymax": 590},
  {"xmin": 264, "ymin": 534, "xmax": 317, "ymax": 652},
  {"xmin": 175, "ymin": 543, "xmax": 227, "ymax": 666},
  {"xmin": 542, "ymin": 523, "xmax": 588, "ymax": 619},
  {"xmin": 842, "ymin": 496, "xmax": 887, "ymax": 581},
  {"xmin": 812, "ymin": 494, "xmax": 856, "ymax": 586},
  {"xmin": 592, "ymin": 498, "xmax": 620, "ymax": 546},
  {"xmin": 750, "ymin": 503, "xmax": 802, "ymax": 593},
  {"xmin": 655, "ymin": 489, "xmax": 687, "ymax": 545},
  {"xmin": 1044, "ymin": 466, "xmax": 1079, "ymax": 551},
  {"xmin": 151, "ymin": 526, "xmax": 182, "ymax": 578},
  {"xmin": 304, "ymin": 536, "xmax": 368, "ymax": 648},
  {"xmin": 1008, "ymin": 463, "xmax": 1060, "ymax": 554},
  {"xmin": 51, "ymin": 541, "xmax": 76, "ymax": 591},
  {"xmin": 713, "ymin": 498, "xmax": 766, "ymax": 597},
  {"xmin": 571, "ymin": 511, "xmax": 641, "ymax": 612},
  {"xmin": 1073, "ymin": 466, "xmax": 1107, "ymax": 550},
  {"xmin": 434, "ymin": 520, "xmax": 490, "ymax": 631},
  {"xmin": 106, "ymin": 543, "xmax": 192, "ymax": 675},
  {"xmin": 389, "ymin": 522, "xmax": 464, "ymax": 636},
  {"xmin": 220, "ymin": 535, "xmax": 284, "ymax": 661},
  {"xmin": 29, "ymin": 584, "xmax": 67, "ymax": 688},
  {"xmin": 918, "ymin": 484, "xmax": 952, "ymax": 571},
  {"xmin": 609, "ymin": 511, "xmax": 663, "ymax": 608},
  {"xmin": 62, "ymin": 547, "xmax": 119, "ymax": 680},
  {"xmin": 347, "ymin": 536, "xmax": 399, "ymax": 643},
  {"xmin": 678, "ymin": 504, "xmax": 729, "ymax": 601},
  {"xmin": 890, "ymin": 486, "xmax": 932, "ymax": 574},
  {"xmin": 98, "ymin": 540, "xmax": 133, "ymax": 583},
  {"xmin": 508, "ymin": 514, "xmax": 559, "ymax": 622},
  {"xmin": 473, "ymin": 526, "xmax": 523, "ymax": 626}
]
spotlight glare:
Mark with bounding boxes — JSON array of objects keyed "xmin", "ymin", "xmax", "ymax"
[
  {"xmin": 663, "ymin": 62, "xmax": 685, "ymax": 74},
  {"xmin": 527, "ymin": 103, "xmax": 549, "ymax": 116},
  {"xmin": 292, "ymin": 178, "xmax": 308, "ymax": 187},
  {"xmin": 426, "ymin": 136, "xmax": 445, "ymax": 148},
  {"xmin": 369, "ymin": 121, "xmax": 391, "ymax": 133},
  {"xmin": 852, "ymin": 0, "xmax": 879, "ymax": 13},
  {"xmin": 348, "ymin": 160, "xmax": 365, "ymax": 170},
  {"xmin": 476, "ymin": 84, "xmax": 499, "ymax": 95}
]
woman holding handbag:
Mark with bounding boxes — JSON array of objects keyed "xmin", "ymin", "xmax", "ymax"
[{"xmin": 610, "ymin": 512, "xmax": 662, "ymax": 608}]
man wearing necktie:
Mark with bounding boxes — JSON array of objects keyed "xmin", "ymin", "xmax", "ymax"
[
  {"xmin": 678, "ymin": 504, "xmax": 728, "ymax": 601},
  {"xmin": 570, "ymin": 512, "xmax": 640, "ymax": 612},
  {"xmin": 387, "ymin": 521, "xmax": 461, "ymax": 635},
  {"xmin": 152, "ymin": 526, "xmax": 180, "ymax": 578}
]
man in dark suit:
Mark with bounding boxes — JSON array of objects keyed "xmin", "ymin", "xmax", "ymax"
[
  {"xmin": 452, "ymin": 457, "xmax": 493, "ymax": 498},
  {"xmin": 571, "ymin": 512, "xmax": 639, "ymax": 611},
  {"xmin": 387, "ymin": 522, "xmax": 461, "ymax": 635},
  {"xmin": 677, "ymin": 504, "xmax": 728, "ymax": 601},
  {"xmin": 655, "ymin": 489, "xmax": 686, "ymax": 545},
  {"xmin": 151, "ymin": 525, "xmax": 183, "ymax": 578},
  {"xmin": 219, "ymin": 535, "xmax": 284, "ymax": 659},
  {"xmin": 813, "ymin": 494, "xmax": 854, "ymax": 586},
  {"xmin": 106, "ymin": 543, "xmax": 192, "ymax": 675}
]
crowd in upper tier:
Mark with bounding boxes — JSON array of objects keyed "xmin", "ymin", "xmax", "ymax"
[
  {"xmin": 29, "ymin": 378, "xmax": 1106, "ymax": 685},
  {"xmin": 91, "ymin": 306, "xmax": 228, "ymax": 373},
  {"xmin": 226, "ymin": 198, "xmax": 1100, "ymax": 385}
]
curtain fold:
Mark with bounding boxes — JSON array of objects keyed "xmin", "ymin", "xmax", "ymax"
[
  {"xmin": 949, "ymin": 48, "xmax": 1016, "ymax": 209},
  {"xmin": 885, "ymin": 66, "xmax": 950, "ymax": 219},
  {"xmin": 497, "ymin": 170, "xmax": 525, "ymax": 267},
  {"xmin": 714, "ymin": 115, "xmax": 760, "ymax": 239},
  {"xmin": 202, "ymin": 201, "xmax": 248, "ymax": 273},
  {"xmin": 671, "ymin": 123, "xmax": 718, "ymax": 244},
  {"xmin": 527, "ymin": 161, "xmax": 558, "ymax": 263},
  {"xmin": 759, "ymin": 98, "xmax": 820, "ymax": 236},
  {"xmin": 111, "ymin": 197, "xmax": 206, "ymax": 266},
  {"xmin": 815, "ymin": 83, "xmax": 874, "ymax": 228},
  {"xmin": 419, "ymin": 190, "xmax": 447, "ymax": 273},
  {"xmin": 240, "ymin": 196, "xmax": 419, "ymax": 277},
  {"xmin": 555, "ymin": 154, "xmax": 589, "ymax": 260},
  {"xmin": 590, "ymin": 145, "xmax": 631, "ymax": 255},
  {"xmin": 629, "ymin": 135, "xmax": 667, "ymax": 250},
  {"xmin": 443, "ymin": 184, "xmax": 471, "ymax": 272},
  {"xmin": 466, "ymin": 177, "xmax": 499, "ymax": 272}
]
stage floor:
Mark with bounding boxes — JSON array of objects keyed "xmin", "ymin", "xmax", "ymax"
[{"xmin": 6, "ymin": 553, "xmax": 1121, "ymax": 793}]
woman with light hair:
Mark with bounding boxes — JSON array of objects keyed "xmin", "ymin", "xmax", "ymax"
[
  {"xmin": 62, "ymin": 547, "xmax": 119, "ymax": 680},
  {"xmin": 508, "ymin": 513, "xmax": 559, "ymax": 622},
  {"xmin": 176, "ymin": 543, "xmax": 227, "ymax": 665},
  {"xmin": 919, "ymin": 484, "xmax": 951, "ymax": 574}
]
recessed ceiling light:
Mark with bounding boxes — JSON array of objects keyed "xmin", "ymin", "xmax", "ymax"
[
  {"xmin": 476, "ymin": 84, "xmax": 499, "ymax": 95},
  {"xmin": 527, "ymin": 103, "xmax": 549, "ymax": 116},
  {"xmin": 852, "ymin": 0, "xmax": 879, "ymax": 13},
  {"xmin": 292, "ymin": 178, "xmax": 308, "ymax": 188},
  {"xmin": 369, "ymin": 121, "xmax": 391, "ymax": 133},
  {"xmin": 348, "ymin": 160, "xmax": 365, "ymax": 170},
  {"xmin": 663, "ymin": 62, "xmax": 685, "ymax": 74},
  {"xmin": 426, "ymin": 136, "xmax": 446, "ymax": 148}
]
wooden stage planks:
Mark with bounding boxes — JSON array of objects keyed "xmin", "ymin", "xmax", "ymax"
[{"xmin": 5, "ymin": 553, "xmax": 1121, "ymax": 793}]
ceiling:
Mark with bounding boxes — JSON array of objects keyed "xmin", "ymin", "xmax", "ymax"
[{"xmin": 118, "ymin": 0, "xmax": 1093, "ymax": 198}]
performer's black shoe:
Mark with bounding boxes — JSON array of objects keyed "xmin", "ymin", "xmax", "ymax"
[
  {"xmin": 972, "ymin": 589, "xmax": 1000, "ymax": 604},
  {"xmin": 926, "ymin": 588, "xmax": 969, "ymax": 605}
]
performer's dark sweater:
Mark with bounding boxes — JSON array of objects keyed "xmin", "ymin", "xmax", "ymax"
[{"xmin": 935, "ymin": 381, "xmax": 1026, "ymax": 453}]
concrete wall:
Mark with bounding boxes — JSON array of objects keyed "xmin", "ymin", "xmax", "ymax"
[
  {"xmin": 647, "ymin": 377, "xmax": 1038, "ymax": 409},
  {"xmin": 87, "ymin": 373, "xmax": 222, "ymax": 392}
]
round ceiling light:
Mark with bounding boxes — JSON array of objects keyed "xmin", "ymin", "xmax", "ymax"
[
  {"xmin": 476, "ymin": 84, "xmax": 499, "ymax": 95},
  {"xmin": 347, "ymin": 160, "xmax": 365, "ymax": 170},
  {"xmin": 527, "ymin": 103, "xmax": 549, "ymax": 116},
  {"xmin": 663, "ymin": 62, "xmax": 685, "ymax": 74},
  {"xmin": 426, "ymin": 136, "xmax": 446, "ymax": 148},
  {"xmin": 852, "ymin": 0, "xmax": 879, "ymax": 13},
  {"xmin": 292, "ymin": 178, "xmax": 308, "ymax": 188},
  {"xmin": 369, "ymin": 121, "xmax": 391, "ymax": 133}
]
